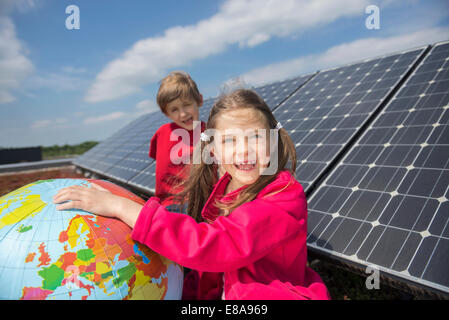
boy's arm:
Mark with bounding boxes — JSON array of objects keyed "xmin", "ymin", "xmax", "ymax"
[
  {"xmin": 131, "ymin": 196, "xmax": 305, "ymax": 273},
  {"xmin": 149, "ymin": 131, "xmax": 158, "ymax": 159}
]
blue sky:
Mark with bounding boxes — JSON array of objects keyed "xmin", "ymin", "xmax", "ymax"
[{"xmin": 1, "ymin": 0, "xmax": 448, "ymax": 148}]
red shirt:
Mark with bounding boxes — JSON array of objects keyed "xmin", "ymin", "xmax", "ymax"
[
  {"xmin": 149, "ymin": 121, "xmax": 206, "ymax": 205},
  {"xmin": 131, "ymin": 170, "xmax": 330, "ymax": 300}
]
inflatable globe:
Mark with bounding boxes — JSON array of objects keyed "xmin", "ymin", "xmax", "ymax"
[{"xmin": 0, "ymin": 179, "xmax": 183, "ymax": 300}]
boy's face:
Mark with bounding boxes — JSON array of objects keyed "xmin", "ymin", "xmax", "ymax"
[{"xmin": 165, "ymin": 96, "xmax": 202, "ymax": 130}]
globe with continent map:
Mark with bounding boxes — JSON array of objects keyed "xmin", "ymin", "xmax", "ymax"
[{"xmin": 0, "ymin": 179, "xmax": 184, "ymax": 300}]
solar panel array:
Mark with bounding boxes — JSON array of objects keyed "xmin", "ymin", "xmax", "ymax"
[
  {"xmin": 273, "ymin": 46, "xmax": 427, "ymax": 192},
  {"xmin": 307, "ymin": 41, "xmax": 449, "ymax": 295},
  {"xmin": 74, "ymin": 40, "xmax": 449, "ymax": 296}
]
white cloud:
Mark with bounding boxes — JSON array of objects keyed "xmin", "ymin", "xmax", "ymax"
[
  {"xmin": 28, "ymin": 72, "xmax": 89, "ymax": 92},
  {"xmin": 31, "ymin": 119, "xmax": 52, "ymax": 129},
  {"xmin": 240, "ymin": 26, "xmax": 449, "ymax": 86},
  {"xmin": 0, "ymin": 0, "xmax": 38, "ymax": 14},
  {"xmin": 85, "ymin": 0, "xmax": 371, "ymax": 103},
  {"xmin": 0, "ymin": 16, "xmax": 34, "ymax": 104},
  {"xmin": 31, "ymin": 118, "xmax": 67, "ymax": 129},
  {"xmin": 83, "ymin": 112, "xmax": 127, "ymax": 125},
  {"xmin": 0, "ymin": 0, "xmax": 37, "ymax": 104},
  {"xmin": 136, "ymin": 99, "xmax": 158, "ymax": 114}
]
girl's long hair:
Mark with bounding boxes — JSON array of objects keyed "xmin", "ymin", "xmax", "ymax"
[{"xmin": 175, "ymin": 89, "xmax": 297, "ymax": 222}]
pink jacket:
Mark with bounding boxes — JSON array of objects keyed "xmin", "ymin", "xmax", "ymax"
[{"xmin": 131, "ymin": 170, "xmax": 330, "ymax": 300}]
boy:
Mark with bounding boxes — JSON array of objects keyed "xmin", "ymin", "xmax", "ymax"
[{"xmin": 149, "ymin": 71, "xmax": 206, "ymax": 207}]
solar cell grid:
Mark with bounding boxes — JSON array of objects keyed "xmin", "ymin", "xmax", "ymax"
[
  {"xmin": 128, "ymin": 160, "xmax": 157, "ymax": 193},
  {"xmin": 102, "ymin": 139, "xmax": 152, "ymax": 183},
  {"xmin": 83, "ymin": 113, "xmax": 158, "ymax": 175},
  {"xmin": 307, "ymin": 41, "xmax": 449, "ymax": 295},
  {"xmin": 252, "ymin": 73, "xmax": 315, "ymax": 110},
  {"xmin": 74, "ymin": 113, "xmax": 154, "ymax": 170},
  {"xmin": 273, "ymin": 47, "xmax": 427, "ymax": 192},
  {"xmin": 74, "ymin": 117, "xmax": 139, "ymax": 168}
]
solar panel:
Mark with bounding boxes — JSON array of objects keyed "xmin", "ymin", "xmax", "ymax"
[
  {"xmin": 84, "ymin": 121, "xmax": 152, "ymax": 175},
  {"xmin": 306, "ymin": 41, "xmax": 449, "ymax": 296},
  {"xmin": 74, "ymin": 112, "xmax": 167, "ymax": 175},
  {"xmin": 73, "ymin": 114, "xmax": 154, "ymax": 172},
  {"xmin": 252, "ymin": 73, "xmax": 315, "ymax": 110},
  {"xmin": 101, "ymin": 116, "xmax": 161, "ymax": 183},
  {"xmin": 273, "ymin": 46, "xmax": 428, "ymax": 192},
  {"xmin": 73, "ymin": 115, "xmax": 145, "ymax": 169}
]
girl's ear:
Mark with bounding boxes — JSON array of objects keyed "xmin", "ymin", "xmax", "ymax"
[{"xmin": 199, "ymin": 94, "xmax": 203, "ymax": 107}]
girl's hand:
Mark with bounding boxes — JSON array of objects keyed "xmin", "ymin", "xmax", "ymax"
[
  {"xmin": 53, "ymin": 183, "xmax": 118, "ymax": 218},
  {"xmin": 52, "ymin": 183, "xmax": 143, "ymax": 227}
]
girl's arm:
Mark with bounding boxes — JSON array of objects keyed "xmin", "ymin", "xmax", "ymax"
[
  {"xmin": 131, "ymin": 196, "xmax": 306, "ymax": 273},
  {"xmin": 54, "ymin": 182, "xmax": 307, "ymax": 273}
]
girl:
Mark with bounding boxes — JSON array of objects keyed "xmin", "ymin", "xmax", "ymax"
[{"xmin": 53, "ymin": 89, "xmax": 330, "ymax": 300}]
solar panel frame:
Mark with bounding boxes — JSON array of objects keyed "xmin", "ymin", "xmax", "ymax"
[{"xmin": 306, "ymin": 40, "xmax": 449, "ymax": 297}]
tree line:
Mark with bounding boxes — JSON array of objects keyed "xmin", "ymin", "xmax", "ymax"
[{"xmin": 42, "ymin": 141, "xmax": 98, "ymax": 159}]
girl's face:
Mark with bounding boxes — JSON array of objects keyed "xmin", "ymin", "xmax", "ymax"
[{"xmin": 212, "ymin": 108, "xmax": 271, "ymax": 192}]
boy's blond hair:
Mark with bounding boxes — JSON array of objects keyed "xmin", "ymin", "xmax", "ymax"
[{"xmin": 157, "ymin": 71, "xmax": 202, "ymax": 113}]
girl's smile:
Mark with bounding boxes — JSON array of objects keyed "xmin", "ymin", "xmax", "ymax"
[{"xmin": 234, "ymin": 160, "xmax": 257, "ymax": 171}]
